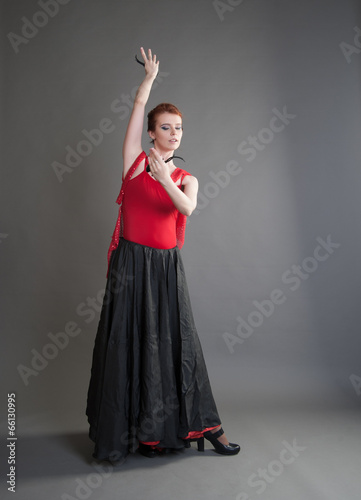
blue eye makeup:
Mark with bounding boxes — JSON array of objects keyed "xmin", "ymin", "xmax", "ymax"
[{"xmin": 160, "ymin": 125, "xmax": 183, "ymax": 131}]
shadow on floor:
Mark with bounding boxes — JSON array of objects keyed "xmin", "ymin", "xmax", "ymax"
[{"xmin": 14, "ymin": 432, "xmax": 218, "ymax": 480}]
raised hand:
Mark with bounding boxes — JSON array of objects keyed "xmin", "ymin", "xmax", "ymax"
[{"xmin": 140, "ymin": 47, "xmax": 159, "ymax": 79}]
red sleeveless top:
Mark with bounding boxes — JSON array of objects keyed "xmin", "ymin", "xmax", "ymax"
[{"xmin": 107, "ymin": 151, "xmax": 191, "ymax": 275}]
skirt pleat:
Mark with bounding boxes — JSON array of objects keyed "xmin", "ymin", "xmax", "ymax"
[{"xmin": 86, "ymin": 238, "xmax": 220, "ymax": 462}]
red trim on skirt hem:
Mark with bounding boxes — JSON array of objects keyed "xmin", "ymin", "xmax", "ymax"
[{"xmin": 139, "ymin": 425, "xmax": 220, "ymax": 448}]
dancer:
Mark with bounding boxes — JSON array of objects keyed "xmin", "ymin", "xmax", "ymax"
[{"xmin": 86, "ymin": 47, "xmax": 240, "ymax": 462}]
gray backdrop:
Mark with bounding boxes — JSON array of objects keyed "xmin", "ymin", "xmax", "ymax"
[{"xmin": 1, "ymin": 0, "xmax": 361, "ymax": 442}]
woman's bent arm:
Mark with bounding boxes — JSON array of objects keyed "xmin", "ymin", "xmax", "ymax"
[
  {"xmin": 160, "ymin": 174, "xmax": 199, "ymax": 216},
  {"xmin": 148, "ymin": 148, "xmax": 198, "ymax": 216}
]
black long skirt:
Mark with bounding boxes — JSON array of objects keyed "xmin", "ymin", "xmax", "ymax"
[{"xmin": 86, "ymin": 238, "xmax": 221, "ymax": 462}]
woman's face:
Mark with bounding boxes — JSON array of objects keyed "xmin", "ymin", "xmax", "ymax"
[{"xmin": 149, "ymin": 112, "xmax": 183, "ymax": 152}]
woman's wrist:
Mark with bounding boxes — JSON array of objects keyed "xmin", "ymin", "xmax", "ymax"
[
  {"xmin": 144, "ymin": 73, "xmax": 157, "ymax": 83},
  {"xmin": 157, "ymin": 175, "xmax": 172, "ymax": 188},
  {"xmin": 134, "ymin": 76, "xmax": 155, "ymax": 105}
]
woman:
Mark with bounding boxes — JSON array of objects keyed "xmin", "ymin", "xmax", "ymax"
[{"xmin": 86, "ymin": 48, "xmax": 240, "ymax": 462}]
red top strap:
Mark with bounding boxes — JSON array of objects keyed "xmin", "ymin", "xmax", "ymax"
[
  {"xmin": 170, "ymin": 168, "xmax": 191, "ymax": 250},
  {"xmin": 171, "ymin": 168, "xmax": 190, "ymax": 185},
  {"xmin": 106, "ymin": 151, "xmax": 147, "ymax": 276},
  {"xmin": 116, "ymin": 151, "xmax": 147, "ymax": 204}
]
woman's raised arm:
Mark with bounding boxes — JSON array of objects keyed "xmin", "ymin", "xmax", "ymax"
[{"xmin": 122, "ymin": 47, "xmax": 159, "ymax": 178}]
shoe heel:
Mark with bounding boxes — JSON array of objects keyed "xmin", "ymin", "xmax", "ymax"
[
  {"xmin": 204, "ymin": 427, "xmax": 241, "ymax": 456},
  {"xmin": 197, "ymin": 437, "xmax": 204, "ymax": 452}
]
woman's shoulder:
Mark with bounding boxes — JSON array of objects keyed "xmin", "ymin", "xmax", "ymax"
[
  {"xmin": 179, "ymin": 170, "xmax": 197, "ymax": 182},
  {"xmin": 122, "ymin": 150, "xmax": 147, "ymax": 180},
  {"xmin": 178, "ymin": 171, "xmax": 198, "ymax": 191}
]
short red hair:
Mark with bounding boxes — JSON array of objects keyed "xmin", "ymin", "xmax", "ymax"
[{"xmin": 147, "ymin": 103, "xmax": 183, "ymax": 133}]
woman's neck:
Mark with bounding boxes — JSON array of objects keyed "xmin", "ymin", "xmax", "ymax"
[{"xmin": 154, "ymin": 147, "xmax": 174, "ymax": 166}]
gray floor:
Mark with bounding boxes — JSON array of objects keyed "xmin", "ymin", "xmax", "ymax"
[{"xmin": 1, "ymin": 401, "xmax": 360, "ymax": 500}]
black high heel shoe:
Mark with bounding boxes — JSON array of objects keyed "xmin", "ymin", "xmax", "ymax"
[
  {"xmin": 138, "ymin": 443, "xmax": 157, "ymax": 458},
  {"xmin": 203, "ymin": 427, "xmax": 240, "ymax": 455},
  {"xmin": 184, "ymin": 437, "xmax": 205, "ymax": 452}
]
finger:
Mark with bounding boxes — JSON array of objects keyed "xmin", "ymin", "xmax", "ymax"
[
  {"xmin": 148, "ymin": 156, "xmax": 155, "ymax": 169},
  {"xmin": 151, "ymin": 148, "xmax": 162, "ymax": 161},
  {"xmin": 148, "ymin": 48, "xmax": 152, "ymax": 60},
  {"xmin": 140, "ymin": 46, "xmax": 147, "ymax": 61}
]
